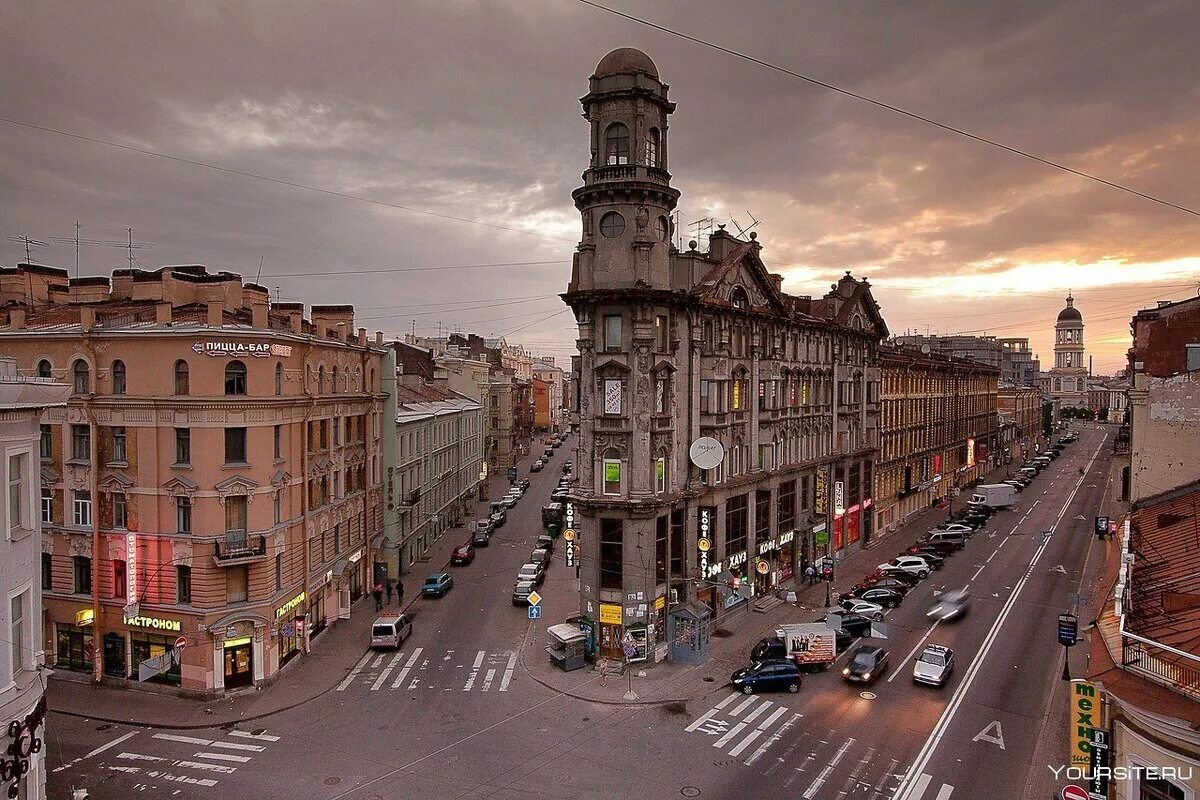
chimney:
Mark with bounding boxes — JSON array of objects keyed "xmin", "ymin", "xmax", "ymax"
[
  {"xmin": 155, "ymin": 302, "xmax": 172, "ymax": 326},
  {"xmin": 206, "ymin": 300, "xmax": 223, "ymax": 327},
  {"xmin": 770, "ymin": 273, "xmax": 783, "ymax": 294},
  {"xmin": 375, "ymin": 331, "xmax": 384, "ymax": 345},
  {"xmin": 80, "ymin": 307, "xmax": 96, "ymax": 333},
  {"xmin": 251, "ymin": 301, "xmax": 268, "ymax": 330},
  {"xmin": 357, "ymin": 327, "xmax": 367, "ymax": 346},
  {"xmin": 9, "ymin": 308, "xmax": 25, "ymax": 329}
]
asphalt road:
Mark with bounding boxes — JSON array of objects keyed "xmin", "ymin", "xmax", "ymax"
[{"xmin": 47, "ymin": 426, "xmax": 1113, "ymax": 800}]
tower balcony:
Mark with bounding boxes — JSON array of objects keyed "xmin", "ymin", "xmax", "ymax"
[{"xmin": 588, "ymin": 164, "xmax": 673, "ymax": 186}]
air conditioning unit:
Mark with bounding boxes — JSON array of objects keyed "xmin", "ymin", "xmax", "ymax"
[{"xmin": 669, "ymin": 588, "xmax": 679, "ymax": 605}]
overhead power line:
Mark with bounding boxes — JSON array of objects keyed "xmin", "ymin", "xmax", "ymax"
[
  {"xmin": 269, "ymin": 260, "xmax": 569, "ymax": 278},
  {"xmin": 575, "ymin": 0, "xmax": 1199, "ymax": 219},
  {"xmin": 0, "ymin": 116, "xmax": 577, "ymax": 243}
]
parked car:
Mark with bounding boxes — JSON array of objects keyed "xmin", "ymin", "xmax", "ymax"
[
  {"xmin": 421, "ymin": 572, "xmax": 454, "ymax": 597},
  {"xmin": 529, "ymin": 547, "xmax": 551, "ymax": 568},
  {"xmin": 490, "ymin": 510, "xmax": 507, "ymax": 528},
  {"xmin": 909, "ymin": 538, "xmax": 961, "ymax": 556},
  {"xmin": 472, "ymin": 527, "xmax": 491, "ymax": 547},
  {"xmin": 543, "ymin": 448, "xmax": 554, "ymax": 459},
  {"xmin": 843, "ymin": 644, "xmax": 890, "ymax": 685},
  {"xmin": 731, "ymin": 659, "xmax": 803, "ymax": 694},
  {"xmin": 1002, "ymin": 479, "xmax": 1026, "ymax": 493},
  {"xmin": 451, "ymin": 543, "xmax": 476, "ymax": 565},
  {"xmin": 913, "ymin": 644, "xmax": 955, "ymax": 687},
  {"xmin": 1061, "ymin": 434, "xmax": 1078, "ymax": 443},
  {"xmin": 516, "ymin": 562, "xmax": 545, "ymax": 587},
  {"xmin": 926, "ymin": 589, "xmax": 971, "ymax": 622},
  {"xmin": 878, "ymin": 557, "xmax": 931, "ymax": 579},
  {"xmin": 821, "ymin": 610, "xmax": 875, "ymax": 638},
  {"xmin": 900, "ymin": 549, "xmax": 944, "ymax": 570},
  {"xmin": 840, "ymin": 599, "xmax": 885, "ymax": 620},
  {"xmin": 932, "ymin": 522, "xmax": 975, "ymax": 534},
  {"xmin": 370, "ymin": 614, "xmax": 413, "ymax": 649},
  {"xmin": 531, "ymin": 459, "xmax": 545, "ymax": 472},
  {"xmin": 512, "ymin": 580, "xmax": 537, "ymax": 606},
  {"xmin": 563, "ymin": 460, "xmax": 573, "ymax": 473},
  {"xmin": 501, "ymin": 493, "xmax": 519, "ymax": 508},
  {"xmin": 841, "ymin": 586, "xmax": 904, "ymax": 608},
  {"xmin": 541, "ymin": 503, "xmax": 564, "ymax": 528},
  {"xmin": 536, "ymin": 533, "xmax": 555, "ymax": 551},
  {"xmin": 859, "ymin": 572, "xmax": 918, "ymax": 591},
  {"xmin": 474, "ymin": 519, "xmax": 493, "ymax": 536},
  {"xmin": 517, "ymin": 478, "xmax": 530, "ymax": 490},
  {"xmin": 923, "ymin": 530, "xmax": 968, "ymax": 549},
  {"xmin": 551, "ymin": 489, "xmax": 570, "ymax": 502}
]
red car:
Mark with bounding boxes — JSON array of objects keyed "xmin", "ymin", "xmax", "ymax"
[{"xmin": 451, "ymin": 543, "xmax": 475, "ymax": 565}]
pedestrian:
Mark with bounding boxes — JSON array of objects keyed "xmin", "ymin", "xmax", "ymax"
[
  {"xmin": 805, "ymin": 565, "xmax": 816, "ymax": 585},
  {"xmin": 396, "ymin": 580, "xmax": 404, "ymax": 604},
  {"xmin": 373, "ymin": 583, "xmax": 384, "ymax": 611},
  {"xmin": 385, "ymin": 580, "xmax": 394, "ymax": 605}
]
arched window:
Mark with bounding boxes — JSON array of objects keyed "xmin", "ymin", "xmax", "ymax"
[
  {"xmin": 36, "ymin": 359, "xmax": 52, "ymax": 379},
  {"xmin": 645, "ymin": 127, "xmax": 660, "ymax": 167},
  {"xmin": 275, "ymin": 363, "xmax": 284, "ymax": 396},
  {"xmin": 174, "ymin": 360, "xmax": 189, "ymax": 395},
  {"xmin": 317, "ymin": 365, "xmax": 325, "ymax": 395},
  {"xmin": 332, "ymin": 366, "xmax": 339, "ymax": 394},
  {"xmin": 225, "ymin": 360, "xmax": 247, "ymax": 395},
  {"xmin": 72, "ymin": 359, "xmax": 90, "ymax": 394},
  {"xmin": 730, "ymin": 286, "xmax": 749, "ymax": 310},
  {"xmin": 605, "ymin": 122, "xmax": 630, "ymax": 165},
  {"xmin": 657, "ymin": 215, "xmax": 670, "ymax": 242},
  {"xmin": 111, "ymin": 360, "xmax": 126, "ymax": 394}
]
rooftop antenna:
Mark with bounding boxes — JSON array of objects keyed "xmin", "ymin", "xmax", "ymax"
[
  {"xmin": 729, "ymin": 211, "xmax": 762, "ymax": 240},
  {"xmin": 688, "ymin": 217, "xmax": 715, "ymax": 252},
  {"xmin": 48, "ymin": 226, "xmax": 153, "ymax": 274},
  {"xmin": 7, "ymin": 235, "xmax": 49, "ymax": 265},
  {"xmin": 255, "ymin": 255, "xmax": 265, "ymax": 285}
]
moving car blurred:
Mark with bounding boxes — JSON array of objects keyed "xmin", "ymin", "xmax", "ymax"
[
  {"xmin": 926, "ymin": 588, "xmax": 971, "ymax": 622},
  {"xmin": 842, "ymin": 645, "xmax": 889, "ymax": 684}
]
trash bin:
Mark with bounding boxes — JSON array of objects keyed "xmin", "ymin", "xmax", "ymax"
[
  {"xmin": 547, "ymin": 523, "xmax": 560, "ymax": 539},
  {"xmin": 546, "ymin": 623, "xmax": 587, "ymax": 671}
]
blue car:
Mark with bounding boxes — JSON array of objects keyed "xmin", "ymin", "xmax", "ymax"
[
  {"xmin": 421, "ymin": 572, "xmax": 454, "ymax": 597},
  {"xmin": 730, "ymin": 659, "xmax": 803, "ymax": 694}
]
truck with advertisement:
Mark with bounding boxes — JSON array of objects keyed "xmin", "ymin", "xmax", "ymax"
[
  {"xmin": 752, "ymin": 623, "xmax": 837, "ymax": 672},
  {"xmin": 969, "ymin": 483, "xmax": 1017, "ymax": 509}
]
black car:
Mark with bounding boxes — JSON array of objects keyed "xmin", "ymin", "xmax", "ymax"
[
  {"xmin": 842, "ymin": 644, "xmax": 890, "ymax": 684},
  {"xmin": 819, "ymin": 611, "xmax": 874, "ymax": 638},
  {"xmin": 902, "ymin": 545, "xmax": 948, "ymax": 567},
  {"xmin": 860, "ymin": 572, "xmax": 918, "ymax": 591},
  {"xmin": 731, "ymin": 660, "xmax": 803, "ymax": 694},
  {"xmin": 536, "ymin": 533, "xmax": 555, "ymax": 551},
  {"xmin": 842, "ymin": 586, "xmax": 904, "ymax": 608},
  {"xmin": 751, "ymin": 637, "xmax": 788, "ymax": 663}
]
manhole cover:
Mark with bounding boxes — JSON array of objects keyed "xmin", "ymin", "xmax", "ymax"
[
  {"xmin": 860, "ymin": 691, "xmax": 877, "ymax": 700},
  {"xmin": 681, "ymin": 788, "xmax": 702, "ymax": 798},
  {"xmin": 663, "ymin": 702, "xmax": 688, "ymax": 715},
  {"xmin": 712, "ymin": 628, "xmax": 733, "ymax": 638},
  {"xmin": 324, "ymin": 777, "xmax": 342, "ymax": 786},
  {"xmin": 702, "ymin": 677, "xmax": 715, "ymax": 682},
  {"xmin": 95, "ymin": 724, "xmax": 112, "ymax": 731}
]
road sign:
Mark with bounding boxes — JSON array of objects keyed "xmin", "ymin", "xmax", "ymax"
[
  {"xmin": 174, "ymin": 636, "xmax": 188, "ymax": 649},
  {"xmin": 623, "ymin": 642, "xmax": 636, "ymax": 658},
  {"xmin": 1061, "ymin": 785, "xmax": 1088, "ymax": 800},
  {"xmin": 527, "ymin": 590, "xmax": 542, "ymax": 606},
  {"xmin": 1087, "ymin": 728, "xmax": 1110, "ymax": 800},
  {"xmin": 528, "ymin": 605, "xmax": 541, "ymax": 619},
  {"xmin": 1058, "ymin": 613, "xmax": 1078, "ymax": 646}
]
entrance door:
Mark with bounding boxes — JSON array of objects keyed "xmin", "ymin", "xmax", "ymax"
[
  {"xmin": 103, "ymin": 632, "xmax": 126, "ymax": 677},
  {"xmin": 223, "ymin": 643, "xmax": 253, "ymax": 689}
]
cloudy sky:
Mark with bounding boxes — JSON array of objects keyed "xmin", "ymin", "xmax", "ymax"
[{"xmin": 2, "ymin": 0, "xmax": 1197, "ymax": 372}]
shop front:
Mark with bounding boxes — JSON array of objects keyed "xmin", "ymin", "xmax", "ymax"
[
  {"xmin": 777, "ymin": 530, "xmax": 796, "ymax": 582},
  {"xmin": 55, "ymin": 617, "xmax": 94, "ymax": 674},
  {"xmin": 725, "ymin": 551, "xmax": 749, "ymax": 611},
  {"xmin": 308, "ymin": 573, "xmax": 331, "ymax": 642},
  {"xmin": 754, "ymin": 536, "xmax": 779, "ymax": 595},
  {"xmin": 598, "ymin": 603, "xmax": 623, "ymax": 660},
  {"xmin": 212, "ymin": 618, "xmax": 264, "ymax": 692},
  {"xmin": 223, "ymin": 638, "xmax": 254, "ymax": 689},
  {"xmin": 274, "ymin": 590, "xmax": 307, "ymax": 669}
]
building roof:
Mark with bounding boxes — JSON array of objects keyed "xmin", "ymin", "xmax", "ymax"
[
  {"xmin": 1127, "ymin": 479, "xmax": 1200, "ymax": 658},
  {"xmin": 1056, "ymin": 294, "xmax": 1082, "ymax": 323},
  {"xmin": 393, "ymin": 382, "xmax": 481, "ymax": 423},
  {"xmin": 594, "ymin": 47, "xmax": 659, "ymax": 79}
]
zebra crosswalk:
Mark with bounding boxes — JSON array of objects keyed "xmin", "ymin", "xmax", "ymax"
[
  {"xmin": 335, "ymin": 647, "xmax": 519, "ymax": 693},
  {"xmin": 683, "ymin": 694, "xmax": 956, "ymax": 800}
]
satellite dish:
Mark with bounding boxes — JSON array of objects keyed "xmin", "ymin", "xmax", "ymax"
[
  {"xmin": 689, "ymin": 437, "xmax": 725, "ymax": 470},
  {"xmin": 921, "ymin": 344, "xmax": 931, "ymax": 354}
]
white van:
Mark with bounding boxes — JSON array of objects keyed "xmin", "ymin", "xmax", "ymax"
[{"xmin": 370, "ymin": 613, "xmax": 413, "ymax": 649}]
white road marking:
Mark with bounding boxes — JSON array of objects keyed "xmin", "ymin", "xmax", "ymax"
[
  {"xmin": 498, "ymin": 652, "xmax": 518, "ymax": 691},
  {"xmin": 888, "ymin": 620, "xmax": 941, "ymax": 684},
  {"xmin": 228, "ymin": 730, "xmax": 280, "ymax": 742},
  {"xmin": 481, "ymin": 667, "xmax": 497, "ymax": 692},
  {"xmin": 970, "ymin": 564, "xmax": 985, "ymax": 580},
  {"xmin": 336, "ymin": 651, "xmax": 374, "ymax": 691},
  {"xmin": 390, "ymin": 647, "xmax": 424, "ymax": 689},
  {"xmin": 371, "ymin": 651, "xmax": 406, "ymax": 691},
  {"xmin": 731, "ymin": 696, "xmax": 758, "ymax": 716},
  {"xmin": 107, "ymin": 765, "xmax": 140, "ymax": 773},
  {"xmin": 152, "ymin": 733, "xmax": 211, "ymax": 746},
  {"xmin": 908, "ymin": 773, "xmax": 932, "ymax": 800},
  {"xmin": 370, "ymin": 654, "xmax": 385, "ymax": 668},
  {"xmin": 211, "ymin": 740, "xmax": 264, "ymax": 752},
  {"xmin": 803, "ymin": 737, "xmax": 855, "ymax": 799},
  {"xmin": 713, "ymin": 721, "xmax": 749, "ymax": 749},
  {"xmin": 173, "ymin": 759, "xmax": 238, "ymax": 774},
  {"xmin": 685, "ymin": 693, "xmax": 738, "ymax": 732},
  {"xmin": 463, "ymin": 650, "xmax": 486, "ymax": 691},
  {"xmin": 745, "ymin": 710, "xmax": 798, "ymax": 765},
  {"xmin": 118, "ymin": 752, "xmax": 163, "ymax": 762},
  {"xmin": 194, "ymin": 751, "xmax": 251, "ymax": 763},
  {"xmin": 742, "ymin": 699, "xmax": 774, "ymax": 724},
  {"xmin": 728, "ymin": 727, "xmax": 765, "ymax": 757},
  {"xmin": 934, "ymin": 783, "xmax": 954, "ymax": 800},
  {"xmin": 56, "ymin": 730, "xmax": 138, "ymax": 770},
  {"xmin": 147, "ymin": 770, "xmax": 219, "ymax": 787}
]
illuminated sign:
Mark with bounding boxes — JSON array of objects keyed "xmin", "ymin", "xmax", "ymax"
[
  {"xmin": 698, "ymin": 509, "xmax": 712, "ymax": 577},
  {"xmin": 275, "ymin": 591, "xmax": 307, "ymax": 619},
  {"xmin": 967, "ymin": 438, "xmax": 976, "ymax": 468},
  {"xmin": 75, "ymin": 609, "xmax": 94, "ymax": 626},
  {"xmin": 124, "ymin": 615, "xmax": 182, "ymax": 632},
  {"xmin": 815, "ymin": 470, "xmax": 828, "ymax": 514},
  {"xmin": 1069, "ymin": 680, "xmax": 1103, "ymax": 767},
  {"xmin": 193, "ymin": 341, "xmax": 293, "ymax": 358},
  {"xmin": 126, "ymin": 532, "xmax": 137, "ymax": 602},
  {"xmin": 834, "ymin": 480, "xmax": 845, "ymax": 516}
]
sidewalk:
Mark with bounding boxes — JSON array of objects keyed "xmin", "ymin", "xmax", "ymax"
[
  {"xmin": 48, "ymin": 435, "xmax": 546, "ymax": 729},
  {"xmin": 518, "ymin": 463, "xmax": 1009, "ymax": 706}
]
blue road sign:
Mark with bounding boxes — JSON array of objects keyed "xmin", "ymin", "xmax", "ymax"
[
  {"xmin": 528, "ymin": 605, "xmax": 542, "ymax": 619},
  {"xmin": 1058, "ymin": 612, "xmax": 1078, "ymax": 646}
]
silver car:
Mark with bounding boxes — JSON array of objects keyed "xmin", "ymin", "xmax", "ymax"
[
  {"xmin": 913, "ymin": 644, "xmax": 954, "ymax": 687},
  {"xmin": 926, "ymin": 588, "xmax": 970, "ymax": 622}
]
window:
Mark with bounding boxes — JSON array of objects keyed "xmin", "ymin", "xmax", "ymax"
[
  {"xmin": 11, "ymin": 590, "xmax": 28, "ymax": 678},
  {"xmin": 225, "ymin": 495, "xmax": 248, "ymax": 535},
  {"xmin": 1139, "ymin": 775, "xmax": 1186, "ymax": 800},
  {"xmin": 42, "ymin": 552, "xmax": 52, "ymax": 590},
  {"xmin": 225, "ymin": 360, "xmax": 247, "ymax": 395},
  {"xmin": 274, "ymin": 425, "xmax": 282, "ymax": 459},
  {"xmin": 274, "ymin": 491, "xmax": 282, "ymax": 525},
  {"xmin": 332, "ymin": 366, "xmax": 339, "ymax": 394},
  {"xmin": 275, "ymin": 362, "xmax": 284, "ymax": 395},
  {"xmin": 603, "ymin": 457, "xmax": 622, "ymax": 495},
  {"xmin": 72, "ymin": 490, "xmax": 92, "ymax": 527},
  {"xmin": 225, "ymin": 427, "xmax": 247, "ymax": 464},
  {"xmin": 111, "ymin": 359, "xmax": 126, "ymax": 394},
  {"xmin": 112, "ymin": 493, "xmax": 128, "ymax": 529},
  {"xmin": 730, "ymin": 286, "xmax": 749, "ymax": 310},
  {"xmin": 74, "ymin": 555, "xmax": 92, "ymax": 594},
  {"xmin": 72, "ymin": 359, "xmax": 90, "ymax": 394},
  {"xmin": 275, "ymin": 553, "xmax": 283, "ymax": 590},
  {"xmin": 599, "ymin": 518, "xmax": 623, "ymax": 589},
  {"xmin": 71, "ymin": 424, "xmax": 90, "ymax": 461},
  {"xmin": 113, "ymin": 559, "xmax": 127, "ymax": 599},
  {"xmin": 655, "ymin": 314, "xmax": 669, "ymax": 352},
  {"xmin": 176, "ymin": 565, "xmax": 192, "ymax": 604},
  {"xmin": 226, "ymin": 565, "xmax": 248, "ymax": 604},
  {"xmin": 699, "ymin": 380, "xmax": 712, "ymax": 413},
  {"xmin": 40, "ymin": 424, "xmax": 52, "ymax": 459},
  {"xmin": 645, "ymin": 127, "xmax": 659, "ymax": 167},
  {"xmin": 8, "ymin": 453, "xmax": 28, "ymax": 534},
  {"xmin": 1186, "ymin": 343, "xmax": 1200, "ymax": 372},
  {"xmin": 41, "ymin": 488, "xmax": 53, "ymax": 525},
  {"xmin": 726, "ymin": 493, "xmax": 749, "ymax": 554},
  {"xmin": 603, "ymin": 379, "xmax": 623, "ymax": 414},
  {"xmin": 655, "ymin": 456, "xmax": 666, "ymax": 494},
  {"xmin": 603, "ymin": 314, "xmax": 622, "ymax": 351},
  {"xmin": 657, "ymin": 215, "xmax": 670, "ymax": 242},
  {"xmin": 176, "ymin": 496, "xmax": 192, "ymax": 534},
  {"xmin": 599, "ymin": 211, "xmax": 625, "ymax": 238},
  {"xmin": 605, "ymin": 122, "xmax": 629, "ymax": 165},
  {"xmin": 174, "ymin": 359, "xmax": 190, "ymax": 395},
  {"xmin": 318, "ymin": 365, "xmax": 325, "ymax": 394},
  {"xmin": 654, "ymin": 375, "xmax": 668, "ymax": 414},
  {"xmin": 174, "ymin": 428, "xmax": 191, "ymax": 465},
  {"xmin": 111, "ymin": 426, "xmax": 127, "ymax": 463},
  {"xmin": 37, "ymin": 359, "xmax": 52, "ymax": 378}
]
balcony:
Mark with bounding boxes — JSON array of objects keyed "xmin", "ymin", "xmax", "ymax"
[{"xmin": 214, "ymin": 532, "xmax": 268, "ymax": 565}]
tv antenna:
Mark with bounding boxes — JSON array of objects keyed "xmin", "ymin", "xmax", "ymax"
[
  {"xmin": 48, "ymin": 225, "xmax": 153, "ymax": 274},
  {"xmin": 728, "ymin": 211, "xmax": 761, "ymax": 239},
  {"xmin": 688, "ymin": 217, "xmax": 715, "ymax": 251},
  {"xmin": 7, "ymin": 235, "xmax": 49, "ymax": 264}
]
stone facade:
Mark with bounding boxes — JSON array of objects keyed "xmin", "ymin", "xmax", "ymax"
[
  {"xmin": 1040, "ymin": 294, "xmax": 1089, "ymax": 408},
  {"xmin": 894, "ymin": 334, "xmax": 1040, "ymax": 387},
  {"xmin": 997, "ymin": 384, "xmax": 1044, "ymax": 463},
  {"xmin": 0, "ymin": 264, "xmax": 384, "ymax": 697},
  {"xmin": 564, "ymin": 49, "xmax": 886, "ymax": 662}
]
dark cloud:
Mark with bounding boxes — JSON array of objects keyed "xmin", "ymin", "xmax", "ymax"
[{"xmin": 1, "ymin": 0, "xmax": 1197, "ymax": 370}]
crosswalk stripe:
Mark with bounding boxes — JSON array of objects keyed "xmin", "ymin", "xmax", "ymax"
[
  {"xmin": 228, "ymin": 730, "xmax": 280, "ymax": 742},
  {"xmin": 745, "ymin": 711, "xmax": 799, "ymax": 766},
  {"xmin": 390, "ymin": 647, "xmax": 424, "ymax": 689},
  {"xmin": 336, "ymin": 651, "xmax": 374, "ymax": 691},
  {"xmin": 730, "ymin": 696, "xmax": 758, "ymax": 716},
  {"xmin": 802, "ymin": 737, "xmax": 855, "ymax": 799},
  {"xmin": 727, "ymin": 728, "xmax": 765, "ymax": 757},
  {"xmin": 481, "ymin": 667, "xmax": 497, "ymax": 692},
  {"xmin": 742, "ymin": 699, "xmax": 774, "ymax": 724},
  {"xmin": 463, "ymin": 651, "xmax": 486, "ymax": 691},
  {"xmin": 194, "ymin": 752, "xmax": 251, "ymax": 763},
  {"xmin": 371, "ymin": 651, "xmax": 406, "ymax": 691},
  {"xmin": 934, "ymin": 784, "xmax": 954, "ymax": 800},
  {"xmin": 684, "ymin": 693, "xmax": 738, "ymax": 732},
  {"xmin": 713, "ymin": 721, "xmax": 749, "ymax": 749},
  {"xmin": 370, "ymin": 654, "xmax": 385, "ymax": 668},
  {"xmin": 211, "ymin": 741, "xmax": 264, "ymax": 752},
  {"xmin": 908, "ymin": 773, "xmax": 933, "ymax": 800},
  {"xmin": 174, "ymin": 760, "xmax": 238, "ymax": 774},
  {"xmin": 498, "ymin": 652, "xmax": 518, "ymax": 691},
  {"xmin": 152, "ymin": 733, "xmax": 211, "ymax": 746},
  {"xmin": 147, "ymin": 770, "xmax": 218, "ymax": 787}
]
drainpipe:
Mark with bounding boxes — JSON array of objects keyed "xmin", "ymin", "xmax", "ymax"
[
  {"xmin": 81, "ymin": 324, "xmax": 104, "ymax": 683},
  {"xmin": 300, "ymin": 339, "xmax": 316, "ymax": 655}
]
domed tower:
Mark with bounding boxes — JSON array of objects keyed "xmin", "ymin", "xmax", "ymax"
[
  {"xmin": 1054, "ymin": 294, "xmax": 1085, "ymax": 372},
  {"xmin": 570, "ymin": 48, "xmax": 681, "ymax": 291}
]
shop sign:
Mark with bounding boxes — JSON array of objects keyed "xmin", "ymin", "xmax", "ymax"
[
  {"xmin": 757, "ymin": 538, "xmax": 777, "ymax": 555},
  {"xmin": 124, "ymin": 615, "xmax": 182, "ymax": 632},
  {"xmin": 223, "ymin": 636, "xmax": 252, "ymax": 649},
  {"xmin": 698, "ymin": 509, "xmax": 712, "ymax": 577},
  {"xmin": 654, "ymin": 595, "xmax": 665, "ymax": 611},
  {"xmin": 755, "ymin": 559, "xmax": 770, "ymax": 575},
  {"xmin": 75, "ymin": 608, "xmax": 94, "ymax": 626},
  {"xmin": 599, "ymin": 604, "xmax": 623, "ymax": 626},
  {"xmin": 813, "ymin": 522, "xmax": 829, "ymax": 547},
  {"xmin": 834, "ymin": 480, "xmax": 845, "ymax": 516},
  {"xmin": 779, "ymin": 530, "xmax": 794, "ymax": 546},
  {"xmin": 967, "ymin": 437, "xmax": 976, "ymax": 468},
  {"xmin": 704, "ymin": 561, "xmax": 722, "ymax": 579},
  {"xmin": 193, "ymin": 341, "xmax": 292, "ymax": 358},
  {"xmin": 862, "ymin": 498, "xmax": 873, "ymax": 509},
  {"xmin": 728, "ymin": 551, "xmax": 748, "ymax": 568},
  {"xmin": 815, "ymin": 470, "xmax": 828, "ymax": 514},
  {"xmin": 126, "ymin": 532, "xmax": 137, "ymax": 602},
  {"xmin": 275, "ymin": 591, "xmax": 306, "ymax": 619},
  {"xmin": 919, "ymin": 481, "xmax": 931, "ymax": 491},
  {"xmin": 1068, "ymin": 680, "xmax": 1102, "ymax": 767}
]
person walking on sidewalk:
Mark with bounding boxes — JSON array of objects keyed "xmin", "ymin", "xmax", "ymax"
[
  {"xmin": 805, "ymin": 565, "xmax": 816, "ymax": 585},
  {"xmin": 385, "ymin": 580, "xmax": 394, "ymax": 605},
  {"xmin": 373, "ymin": 583, "xmax": 384, "ymax": 611},
  {"xmin": 396, "ymin": 580, "xmax": 404, "ymax": 605}
]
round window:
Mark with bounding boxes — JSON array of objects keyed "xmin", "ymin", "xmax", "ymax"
[
  {"xmin": 599, "ymin": 211, "xmax": 626, "ymax": 238},
  {"xmin": 657, "ymin": 216, "xmax": 670, "ymax": 242}
]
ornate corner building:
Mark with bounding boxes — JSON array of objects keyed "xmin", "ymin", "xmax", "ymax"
[{"xmin": 563, "ymin": 49, "xmax": 886, "ymax": 662}]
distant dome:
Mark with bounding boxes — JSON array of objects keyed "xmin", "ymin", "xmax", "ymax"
[
  {"xmin": 595, "ymin": 48, "xmax": 659, "ymax": 79},
  {"xmin": 1057, "ymin": 294, "xmax": 1082, "ymax": 323}
]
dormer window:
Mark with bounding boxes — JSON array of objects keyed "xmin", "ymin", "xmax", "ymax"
[
  {"xmin": 605, "ymin": 122, "xmax": 630, "ymax": 165},
  {"xmin": 730, "ymin": 286, "xmax": 749, "ymax": 310}
]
